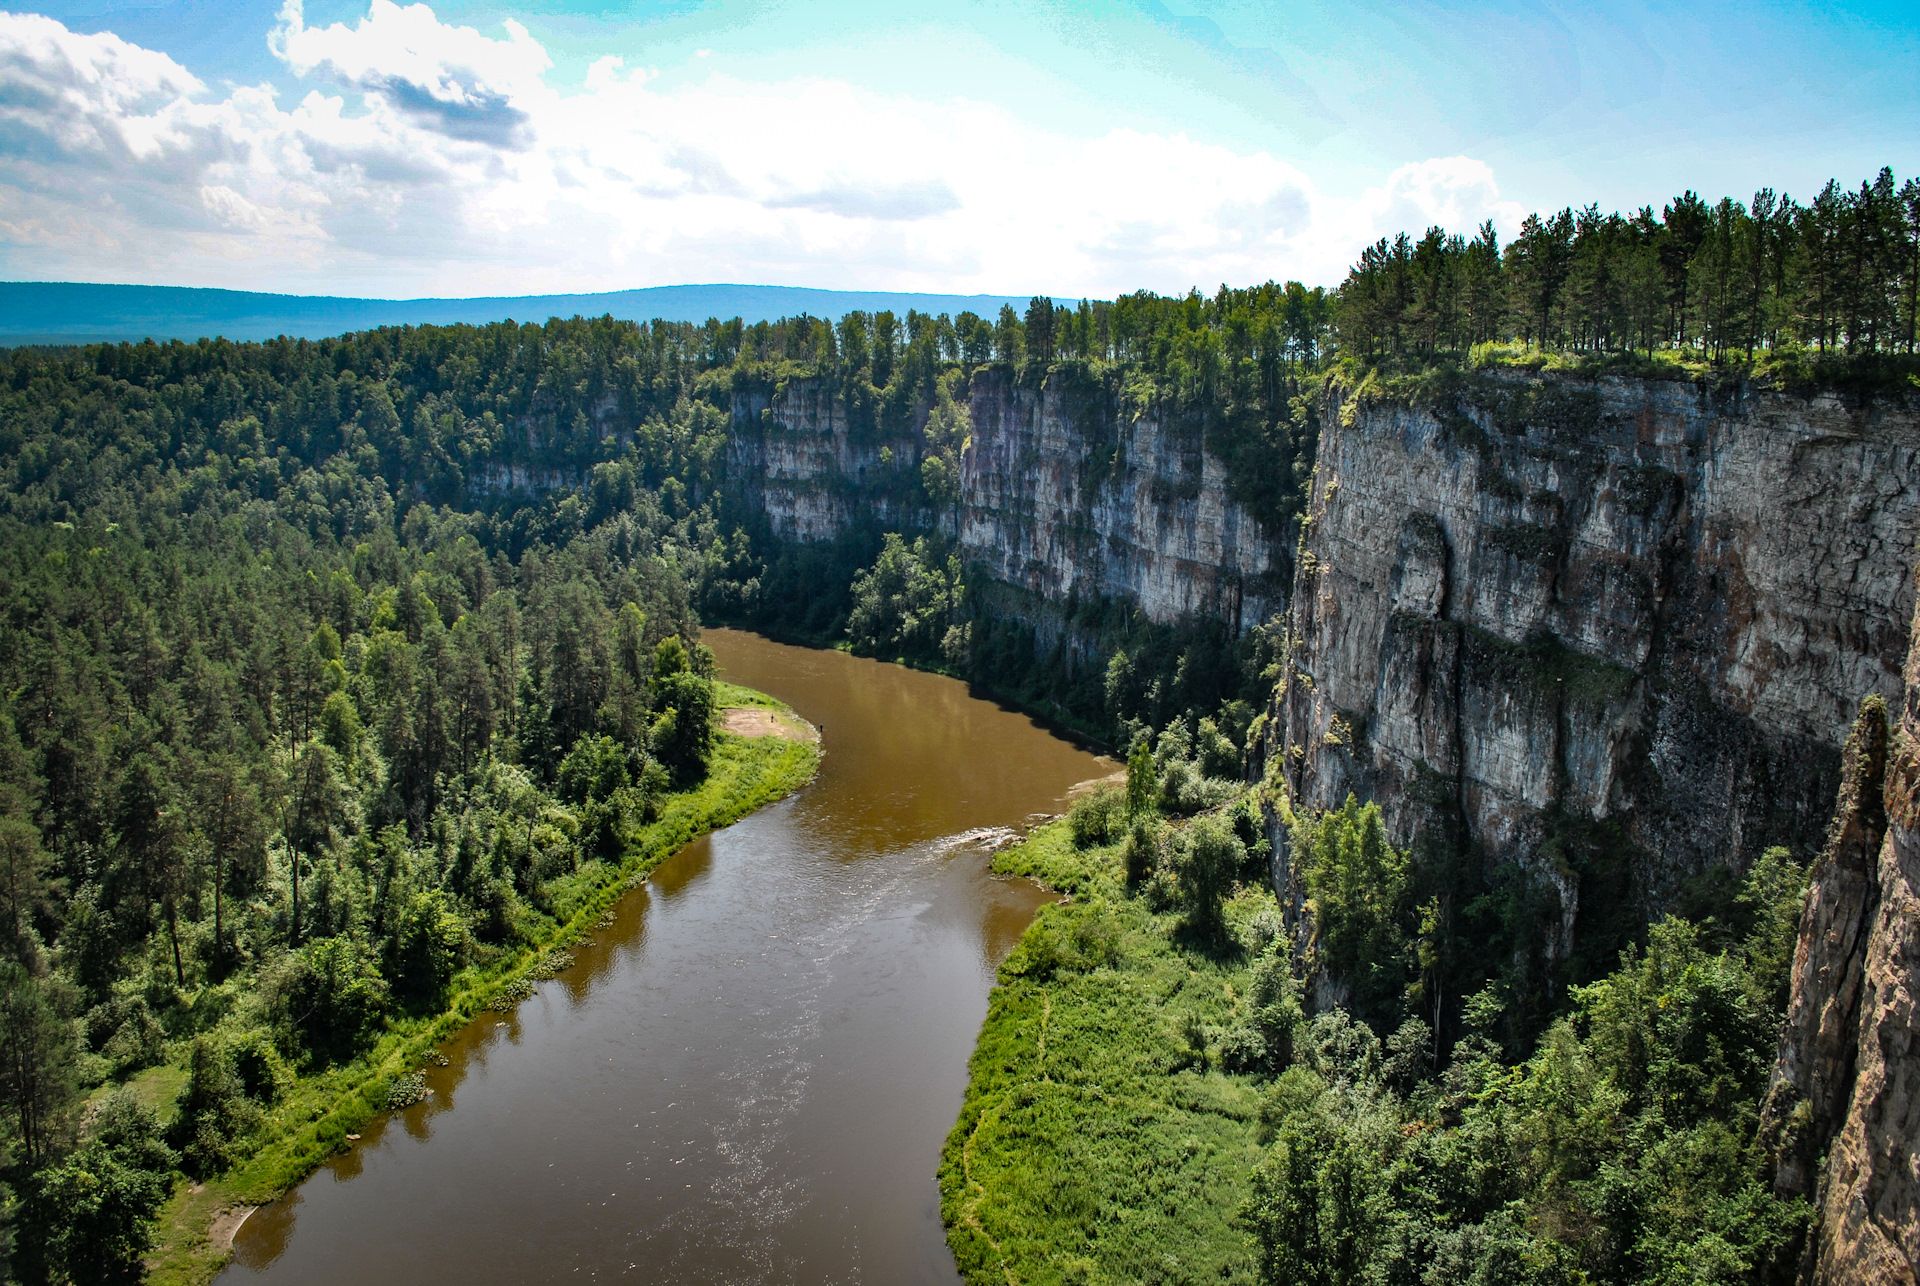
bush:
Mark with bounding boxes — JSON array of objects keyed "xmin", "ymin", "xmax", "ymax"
[
  {"xmin": 1293, "ymin": 795, "xmax": 1409, "ymax": 1027},
  {"xmin": 25, "ymin": 1140, "xmax": 170, "ymax": 1284},
  {"xmin": 650, "ymin": 669, "xmax": 715, "ymax": 783},
  {"xmin": 1122, "ymin": 817, "xmax": 1164, "ymax": 888},
  {"xmin": 1005, "ymin": 902, "xmax": 1123, "ymax": 980},
  {"xmin": 1222, "ymin": 946, "xmax": 1304, "ymax": 1074},
  {"xmin": 1172, "ymin": 815, "xmax": 1245, "ymax": 939},
  {"xmin": 170, "ymin": 1038, "xmax": 263, "ymax": 1178},
  {"xmin": 1156, "ymin": 758, "xmax": 1240, "ymax": 815},
  {"xmin": 84, "ymin": 995, "xmax": 168, "ymax": 1078},
  {"xmin": 557, "ymin": 734, "xmax": 630, "ymax": 805},
  {"xmin": 1068, "ymin": 785, "xmax": 1127, "ymax": 849},
  {"xmin": 1196, "ymin": 716, "xmax": 1241, "ymax": 779},
  {"xmin": 266, "ymin": 936, "xmax": 390, "ymax": 1063},
  {"xmin": 90, "ymin": 1090, "xmax": 176, "ymax": 1175},
  {"xmin": 226, "ymin": 1029, "xmax": 292, "ymax": 1103},
  {"xmin": 390, "ymin": 890, "xmax": 467, "ymax": 1004}
]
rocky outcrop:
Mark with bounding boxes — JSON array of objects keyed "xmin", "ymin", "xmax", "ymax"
[
  {"xmin": 1263, "ymin": 372, "xmax": 1920, "ymax": 911},
  {"xmin": 725, "ymin": 369, "xmax": 1289, "ymax": 633},
  {"xmin": 1761, "ymin": 696, "xmax": 1887, "ymax": 1206},
  {"xmin": 1763, "ymin": 591, "xmax": 1920, "ymax": 1285}
]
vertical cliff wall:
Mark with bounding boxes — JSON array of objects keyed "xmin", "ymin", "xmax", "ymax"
[
  {"xmin": 723, "ymin": 379, "xmax": 931, "ymax": 540},
  {"xmin": 725, "ymin": 369, "xmax": 1291, "ymax": 633},
  {"xmin": 956, "ymin": 369, "xmax": 1287, "ymax": 631},
  {"xmin": 1262, "ymin": 372, "xmax": 1920, "ymax": 912}
]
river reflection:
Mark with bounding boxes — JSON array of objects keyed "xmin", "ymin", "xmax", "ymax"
[{"xmin": 223, "ymin": 630, "xmax": 1113, "ymax": 1285}]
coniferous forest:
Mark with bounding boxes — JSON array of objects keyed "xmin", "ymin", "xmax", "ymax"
[{"xmin": 0, "ymin": 166, "xmax": 1916, "ymax": 1282}]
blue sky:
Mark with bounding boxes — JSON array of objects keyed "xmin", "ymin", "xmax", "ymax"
[{"xmin": 3, "ymin": 0, "xmax": 1914, "ymax": 298}]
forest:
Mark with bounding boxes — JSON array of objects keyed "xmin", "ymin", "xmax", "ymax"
[
  {"xmin": 1335, "ymin": 167, "xmax": 1920, "ymax": 366},
  {"xmin": 0, "ymin": 163, "xmax": 1912, "ymax": 1282}
]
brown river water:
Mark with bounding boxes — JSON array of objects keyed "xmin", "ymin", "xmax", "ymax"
[{"xmin": 221, "ymin": 629, "xmax": 1113, "ymax": 1285}]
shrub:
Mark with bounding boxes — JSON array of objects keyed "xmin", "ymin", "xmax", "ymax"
[
  {"xmin": 1293, "ymin": 795, "xmax": 1409, "ymax": 1028},
  {"xmin": 1156, "ymin": 758, "xmax": 1240, "ymax": 815},
  {"xmin": 651, "ymin": 670, "xmax": 715, "ymax": 783},
  {"xmin": 170, "ymin": 1038, "xmax": 263, "ymax": 1178},
  {"xmin": 557, "ymin": 734, "xmax": 630, "ymax": 805},
  {"xmin": 25, "ymin": 1140, "xmax": 170, "ymax": 1283},
  {"xmin": 1069, "ymin": 785, "xmax": 1127, "ymax": 849},
  {"xmin": 1196, "ymin": 716, "xmax": 1241, "ymax": 779},
  {"xmin": 390, "ymin": 890, "xmax": 467, "ymax": 1005},
  {"xmin": 1172, "ymin": 815, "xmax": 1246, "ymax": 939},
  {"xmin": 265, "ymin": 935, "xmax": 390, "ymax": 1063},
  {"xmin": 226, "ymin": 1029, "xmax": 292, "ymax": 1103},
  {"xmin": 1122, "ymin": 817, "xmax": 1164, "ymax": 888}
]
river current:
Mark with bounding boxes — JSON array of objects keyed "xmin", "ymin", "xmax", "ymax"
[{"xmin": 221, "ymin": 629, "xmax": 1112, "ymax": 1285}]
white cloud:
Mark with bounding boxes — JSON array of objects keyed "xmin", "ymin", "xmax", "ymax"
[
  {"xmin": 0, "ymin": 5, "xmax": 1530, "ymax": 297},
  {"xmin": 1350, "ymin": 156, "xmax": 1527, "ymax": 249}
]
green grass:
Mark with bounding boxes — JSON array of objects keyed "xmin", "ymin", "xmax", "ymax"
[
  {"xmin": 941, "ymin": 818, "xmax": 1275, "ymax": 1286},
  {"xmin": 145, "ymin": 704, "xmax": 817, "ymax": 1286}
]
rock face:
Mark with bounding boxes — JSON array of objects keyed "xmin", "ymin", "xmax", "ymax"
[
  {"xmin": 725, "ymin": 369, "xmax": 1290, "ymax": 632},
  {"xmin": 1764, "ymin": 602, "xmax": 1920, "ymax": 1284},
  {"xmin": 724, "ymin": 379, "xmax": 930, "ymax": 541},
  {"xmin": 1262, "ymin": 372, "xmax": 1920, "ymax": 910},
  {"xmin": 1761, "ymin": 696, "xmax": 1887, "ymax": 1207},
  {"xmin": 956, "ymin": 368, "xmax": 1286, "ymax": 632}
]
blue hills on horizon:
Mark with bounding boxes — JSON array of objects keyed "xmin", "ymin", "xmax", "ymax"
[{"xmin": 0, "ymin": 280, "xmax": 1058, "ymax": 347}]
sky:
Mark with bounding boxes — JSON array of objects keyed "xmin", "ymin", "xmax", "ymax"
[{"xmin": 0, "ymin": 0, "xmax": 1914, "ymax": 300}]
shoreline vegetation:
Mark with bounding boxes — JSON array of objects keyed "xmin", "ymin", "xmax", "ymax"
[
  {"xmin": 944, "ymin": 732, "xmax": 1816, "ymax": 1286},
  {"xmin": 149, "ymin": 689, "xmax": 816, "ymax": 1285}
]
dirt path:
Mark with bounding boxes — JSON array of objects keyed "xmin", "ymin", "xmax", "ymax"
[{"xmin": 721, "ymin": 706, "xmax": 819, "ymax": 743}]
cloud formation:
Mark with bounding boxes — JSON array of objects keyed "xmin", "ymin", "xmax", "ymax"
[{"xmin": 0, "ymin": 3, "xmax": 1528, "ymax": 297}]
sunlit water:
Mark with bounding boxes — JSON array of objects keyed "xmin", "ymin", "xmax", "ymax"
[{"xmin": 222, "ymin": 630, "xmax": 1113, "ymax": 1285}]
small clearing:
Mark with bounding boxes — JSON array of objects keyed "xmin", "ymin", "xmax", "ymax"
[{"xmin": 722, "ymin": 706, "xmax": 818, "ymax": 743}]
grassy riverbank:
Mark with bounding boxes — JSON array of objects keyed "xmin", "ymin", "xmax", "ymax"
[
  {"xmin": 143, "ymin": 701, "xmax": 817, "ymax": 1285},
  {"xmin": 941, "ymin": 819, "xmax": 1275, "ymax": 1285}
]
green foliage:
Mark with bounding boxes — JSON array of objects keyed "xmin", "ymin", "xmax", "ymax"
[
  {"xmin": 169, "ymin": 1039, "xmax": 262, "ymax": 1179},
  {"xmin": 1335, "ymin": 167, "xmax": 1920, "ymax": 368},
  {"xmin": 0, "ymin": 964, "xmax": 80, "ymax": 1169},
  {"xmin": 649, "ymin": 668, "xmax": 716, "ymax": 784},
  {"xmin": 1172, "ymin": 815, "xmax": 1246, "ymax": 941},
  {"xmin": 943, "ymin": 818, "xmax": 1275, "ymax": 1286},
  {"xmin": 1067, "ymin": 785, "xmax": 1127, "ymax": 850},
  {"xmin": 1294, "ymin": 797, "xmax": 1410, "ymax": 1028},
  {"xmin": 844, "ymin": 534, "xmax": 963, "ymax": 664},
  {"xmin": 264, "ymin": 937, "xmax": 390, "ymax": 1065},
  {"xmin": 1126, "ymin": 736, "xmax": 1158, "ymax": 818},
  {"xmin": 23, "ymin": 1138, "xmax": 171, "ymax": 1284},
  {"xmin": 557, "ymin": 735, "xmax": 631, "ymax": 806},
  {"xmin": 1243, "ymin": 904, "xmax": 1810, "ymax": 1286},
  {"xmin": 1731, "ymin": 847, "xmax": 1808, "ymax": 1011},
  {"xmin": 389, "ymin": 890, "xmax": 467, "ymax": 1005}
]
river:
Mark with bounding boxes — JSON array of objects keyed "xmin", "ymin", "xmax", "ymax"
[{"xmin": 222, "ymin": 629, "xmax": 1113, "ymax": 1285}]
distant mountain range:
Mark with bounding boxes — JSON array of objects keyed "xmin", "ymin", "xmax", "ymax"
[{"xmin": 0, "ymin": 281, "xmax": 1054, "ymax": 346}]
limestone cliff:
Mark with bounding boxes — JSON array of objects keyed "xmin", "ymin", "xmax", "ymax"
[
  {"xmin": 1261, "ymin": 371, "xmax": 1920, "ymax": 920},
  {"xmin": 726, "ymin": 368, "xmax": 1290, "ymax": 631},
  {"xmin": 724, "ymin": 379, "xmax": 930, "ymax": 541}
]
